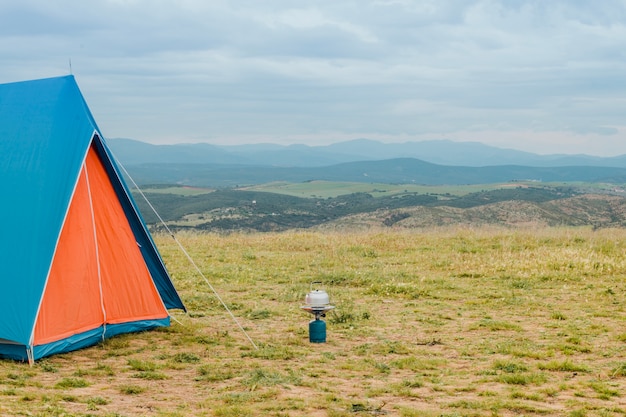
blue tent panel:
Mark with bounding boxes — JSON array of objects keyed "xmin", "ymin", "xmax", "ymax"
[{"xmin": 0, "ymin": 76, "xmax": 97, "ymax": 346}]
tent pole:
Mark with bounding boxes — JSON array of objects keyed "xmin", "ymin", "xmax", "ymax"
[{"xmin": 26, "ymin": 346, "xmax": 34, "ymax": 367}]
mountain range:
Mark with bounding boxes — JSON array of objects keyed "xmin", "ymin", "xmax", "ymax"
[
  {"xmin": 106, "ymin": 138, "xmax": 626, "ymax": 187},
  {"xmin": 107, "ymin": 138, "xmax": 626, "ymax": 168}
]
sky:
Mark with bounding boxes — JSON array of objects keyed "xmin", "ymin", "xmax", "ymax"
[{"xmin": 2, "ymin": 0, "xmax": 626, "ymax": 156}]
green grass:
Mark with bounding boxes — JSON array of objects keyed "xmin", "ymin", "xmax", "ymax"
[
  {"xmin": 243, "ymin": 180, "xmax": 527, "ymax": 199},
  {"xmin": 119, "ymin": 385, "xmax": 146, "ymax": 395},
  {"xmin": 538, "ymin": 360, "xmax": 590, "ymax": 373},
  {"xmin": 1, "ymin": 227, "xmax": 626, "ymax": 416},
  {"xmin": 54, "ymin": 377, "xmax": 90, "ymax": 389},
  {"xmin": 139, "ymin": 185, "xmax": 214, "ymax": 196}
]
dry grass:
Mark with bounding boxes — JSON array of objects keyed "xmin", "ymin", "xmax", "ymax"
[{"xmin": 1, "ymin": 226, "xmax": 626, "ymax": 416}]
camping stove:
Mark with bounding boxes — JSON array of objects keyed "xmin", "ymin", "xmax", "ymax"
[{"xmin": 301, "ymin": 282, "xmax": 334, "ymax": 343}]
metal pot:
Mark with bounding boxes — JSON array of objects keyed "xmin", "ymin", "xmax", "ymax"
[{"xmin": 305, "ymin": 289, "xmax": 330, "ymax": 306}]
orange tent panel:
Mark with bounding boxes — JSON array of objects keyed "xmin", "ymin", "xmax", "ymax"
[{"xmin": 34, "ymin": 146, "xmax": 167, "ymax": 345}]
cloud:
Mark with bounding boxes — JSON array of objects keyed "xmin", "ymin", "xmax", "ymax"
[{"xmin": 1, "ymin": 0, "xmax": 626, "ymax": 155}]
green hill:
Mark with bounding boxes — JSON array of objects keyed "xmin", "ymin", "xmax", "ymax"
[{"xmin": 131, "ymin": 182, "xmax": 626, "ymax": 232}]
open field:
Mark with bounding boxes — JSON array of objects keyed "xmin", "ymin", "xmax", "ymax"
[
  {"xmin": 137, "ymin": 186, "xmax": 215, "ymax": 196},
  {"xmin": 1, "ymin": 227, "xmax": 626, "ymax": 416},
  {"xmin": 235, "ymin": 181, "xmax": 626, "ymax": 199},
  {"xmin": 141, "ymin": 181, "xmax": 625, "ymax": 200},
  {"xmin": 241, "ymin": 181, "xmax": 497, "ymax": 199}
]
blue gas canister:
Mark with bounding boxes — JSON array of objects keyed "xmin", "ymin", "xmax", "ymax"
[{"xmin": 309, "ymin": 318, "xmax": 327, "ymax": 343}]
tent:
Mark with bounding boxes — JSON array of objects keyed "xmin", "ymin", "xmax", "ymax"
[{"xmin": 0, "ymin": 75, "xmax": 185, "ymax": 363}]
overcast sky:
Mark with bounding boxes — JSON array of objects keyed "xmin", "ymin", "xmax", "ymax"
[{"xmin": 2, "ymin": 0, "xmax": 626, "ymax": 156}]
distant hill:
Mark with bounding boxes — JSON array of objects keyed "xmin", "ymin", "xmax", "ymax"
[
  {"xmin": 107, "ymin": 138, "xmax": 626, "ymax": 168},
  {"xmin": 119, "ymin": 158, "xmax": 626, "ymax": 187},
  {"xmin": 110, "ymin": 138, "xmax": 626, "ymax": 231},
  {"xmin": 105, "ymin": 138, "xmax": 626, "ymax": 187},
  {"xmin": 317, "ymin": 195, "xmax": 626, "ymax": 231},
  {"xmin": 134, "ymin": 185, "xmax": 626, "ymax": 232}
]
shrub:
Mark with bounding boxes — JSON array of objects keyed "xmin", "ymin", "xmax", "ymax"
[{"xmin": 55, "ymin": 378, "xmax": 89, "ymax": 389}]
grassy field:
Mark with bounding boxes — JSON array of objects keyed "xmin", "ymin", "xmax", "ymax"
[
  {"xmin": 1, "ymin": 227, "xmax": 626, "ymax": 416},
  {"xmin": 242, "ymin": 181, "xmax": 524, "ymax": 199},
  {"xmin": 139, "ymin": 181, "xmax": 624, "ymax": 200},
  {"xmin": 138, "ymin": 186, "xmax": 215, "ymax": 196}
]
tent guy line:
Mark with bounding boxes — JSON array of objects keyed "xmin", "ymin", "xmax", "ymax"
[{"xmin": 113, "ymin": 155, "xmax": 259, "ymax": 351}]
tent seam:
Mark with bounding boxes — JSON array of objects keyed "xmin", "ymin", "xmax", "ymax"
[{"xmin": 84, "ymin": 142, "xmax": 108, "ymax": 341}]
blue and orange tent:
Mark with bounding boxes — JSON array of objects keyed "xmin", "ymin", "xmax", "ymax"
[{"xmin": 0, "ymin": 75, "xmax": 185, "ymax": 363}]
